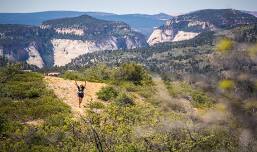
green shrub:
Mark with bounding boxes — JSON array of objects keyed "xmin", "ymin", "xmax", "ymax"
[
  {"xmin": 115, "ymin": 63, "xmax": 152, "ymax": 85},
  {"xmin": 97, "ymin": 86, "xmax": 118, "ymax": 101},
  {"xmin": 243, "ymin": 100, "xmax": 257, "ymax": 114},
  {"xmin": 166, "ymin": 81, "xmax": 213, "ymax": 108},
  {"xmin": 166, "ymin": 81, "xmax": 192, "ymax": 97},
  {"xmin": 83, "ymin": 64, "xmax": 113, "ymax": 82},
  {"xmin": 192, "ymin": 91, "xmax": 212, "ymax": 108},
  {"xmin": 1, "ymin": 72, "xmax": 44, "ymax": 99},
  {"xmin": 0, "ymin": 115, "xmax": 6, "ymax": 134},
  {"xmin": 26, "ymin": 88, "xmax": 41, "ymax": 98},
  {"xmin": 115, "ymin": 81, "xmax": 138, "ymax": 92},
  {"xmin": 45, "ymin": 113, "xmax": 69, "ymax": 127},
  {"xmin": 115, "ymin": 93, "xmax": 134, "ymax": 106},
  {"xmin": 0, "ymin": 64, "xmax": 21, "ymax": 83},
  {"xmin": 218, "ymin": 80, "xmax": 235, "ymax": 90},
  {"xmin": 62, "ymin": 64, "xmax": 114, "ymax": 83},
  {"xmin": 62, "ymin": 71, "xmax": 84, "ymax": 81},
  {"xmin": 216, "ymin": 38, "xmax": 233, "ymax": 53},
  {"xmin": 88, "ymin": 101, "xmax": 105, "ymax": 109}
]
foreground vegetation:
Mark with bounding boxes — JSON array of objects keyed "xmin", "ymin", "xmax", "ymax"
[
  {"xmin": 2, "ymin": 63, "xmax": 255, "ymax": 151},
  {"xmin": 0, "ymin": 65, "xmax": 72, "ymax": 151}
]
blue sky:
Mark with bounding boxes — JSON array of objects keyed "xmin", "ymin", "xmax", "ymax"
[{"xmin": 0, "ymin": 0, "xmax": 257, "ymax": 15}]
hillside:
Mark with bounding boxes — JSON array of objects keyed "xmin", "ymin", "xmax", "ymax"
[
  {"xmin": 0, "ymin": 24, "xmax": 54, "ymax": 67},
  {"xmin": 41, "ymin": 15, "xmax": 146, "ymax": 42},
  {"xmin": 245, "ymin": 11, "xmax": 257, "ymax": 17},
  {"xmin": 1, "ymin": 62, "xmax": 257, "ymax": 151},
  {"xmin": 0, "ymin": 11, "xmax": 172, "ymax": 36},
  {"xmin": 0, "ymin": 15, "xmax": 147, "ymax": 68},
  {"xmin": 65, "ymin": 30, "xmax": 216, "ymax": 71},
  {"xmin": 65, "ymin": 24, "xmax": 257, "ymax": 98},
  {"xmin": 148, "ymin": 9, "xmax": 257, "ymax": 45},
  {"xmin": 89, "ymin": 13, "xmax": 172, "ymax": 36}
]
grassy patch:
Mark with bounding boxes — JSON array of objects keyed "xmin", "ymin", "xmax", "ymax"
[
  {"xmin": 166, "ymin": 81, "xmax": 213, "ymax": 108},
  {"xmin": 0, "ymin": 66, "xmax": 72, "ymax": 151},
  {"xmin": 88, "ymin": 101, "xmax": 105, "ymax": 109}
]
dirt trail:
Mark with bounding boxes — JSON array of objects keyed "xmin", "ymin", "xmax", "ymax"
[{"xmin": 44, "ymin": 76, "xmax": 106, "ymax": 116}]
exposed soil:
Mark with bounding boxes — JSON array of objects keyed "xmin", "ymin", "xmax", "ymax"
[{"xmin": 44, "ymin": 76, "xmax": 106, "ymax": 116}]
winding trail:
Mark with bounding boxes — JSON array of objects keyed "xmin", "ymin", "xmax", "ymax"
[{"xmin": 44, "ymin": 76, "xmax": 106, "ymax": 116}]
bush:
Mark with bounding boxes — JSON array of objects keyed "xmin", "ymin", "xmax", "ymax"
[
  {"xmin": 62, "ymin": 64, "xmax": 114, "ymax": 83},
  {"xmin": 192, "ymin": 91, "xmax": 212, "ymax": 108},
  {"xmin": 115, "ymin": 93, "xmax": 134, "ymax": 106},
  {"xmin": 218, "ymin": 80, "xmax": 235, "ymax": 90},
  {"xmin": 243, "ymin": 100, "xmax": 257, "ymax": 114},
  {"xmin": 1, "ymin": 72, "xmax": 44, "ymax": 99},
  {"xmin": 26, "ymin": 88, "xmax": 41, "ymax": 98},
  {"xmin": 116, "ymin": 81, "xmax": 138, "ymax": 92},
  {"xmin": 115, "ymin": 63, "xmax": 152, "ymax": 85},
  {"xmin": 0, "ymin": 115, "xmax": 6, "ymax": 134},
  {"xmin": 216, "ymin": 38, "xmax": 233, "ymax": 53},
  {"xmin": 62, "ymin": 71, "xmax": 84, "ymax": 81},
  {"xmin": 83, "ymin": 64, "xmax": 113, "ymax": 82},
  {"xmin": 97, "ymin": 86, "xmax": 118, "ymax": 101},
  {"xmin": 166, "ymin": 81, "xmax": 192, "ymax": 97},
  {"xmin": 0, "ymin": 64, "xmax": 21, "ymax": 83},
  {"xmin": 166, "ymin": 81, "xmax": 213, "ymax": 108},
  {"xmin": 88, "ymin": 101, "xmax": 105, "ymax": 109}
]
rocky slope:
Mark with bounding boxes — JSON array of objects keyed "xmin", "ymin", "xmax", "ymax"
[
  {"xmin": 42, "ymin": 15, "xmax": 148, "ymax": 66},
  {"xmin": 0, "ymin": 24, "xmax": 54, "ymax": 67},
  {"xmin": 148, "ymin": 9, "xmax": 257, "ymax": 45},
  {"xmin": 0, "ymin": 15, "xmax": 148, "ymax": 67}
]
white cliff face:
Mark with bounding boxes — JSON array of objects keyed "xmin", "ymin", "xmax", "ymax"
[
  {"xmin": 147, "ymin": 29, "xmax": 175, "ymax": 46},
  {"xmin": 51, "ymin": 35, "xmax": 147, "ymax": 66},
  {"xmin": 148, "ymin": 29, "xmax": 200, "ymax": 46},
  {"xmin": 148, "ymin": 19, "xmax": 214, "ymax": 46},
  {"xmin": 55, "ymin": 28, "xmax": 85, "ymax": 36},
  {"xmin": 125, "ymin": 38, "xmax": 137, "ymax": 49},
  {"xmin": 26, "ymin": 44, "xmax": 44, "ymax": 68},
  {"xmin": 172, "ymin": 31, "xmax": 199, "ymax": 42},
  {"xmin": 96, "ymin": 37, "xmax": 119, "ymax": 50},
  {"xmin": 124, "ymin": 36, "xmax": 145, "ymax": 49},
  {"xmin": 188, "ymin": 21, "xmax": 216, "ymax": 30},
  {"xmin": 40, "ymin": 25, "xmax": 50, "ymax": 29},
  {"xmin": 52, "ymin": 39, "xmax": 119, "ymax": 66}
]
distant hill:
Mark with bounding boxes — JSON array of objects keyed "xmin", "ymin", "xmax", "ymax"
[
  {"xmin": 90, "ymin": 13, "xmax": 172, "ymax": 36},
  {"xmin": 148, "ymin": 9, "xmax": 257, "ymax": 45},
  {"xmin": 0, "ymin": 11, "xmax": 172, "ymax": 36},
  {"xmin": 0, "ymin": 15, "xmax": 148, "ymax": 67},
  {"xmin": 244, "ymin": 11, "xmax": 257, "ymax": 17}
]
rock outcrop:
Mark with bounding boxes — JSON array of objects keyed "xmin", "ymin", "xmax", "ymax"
[{"xmin": 148, "ymin": 9, "xmax": 257, "ymax": 45}]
